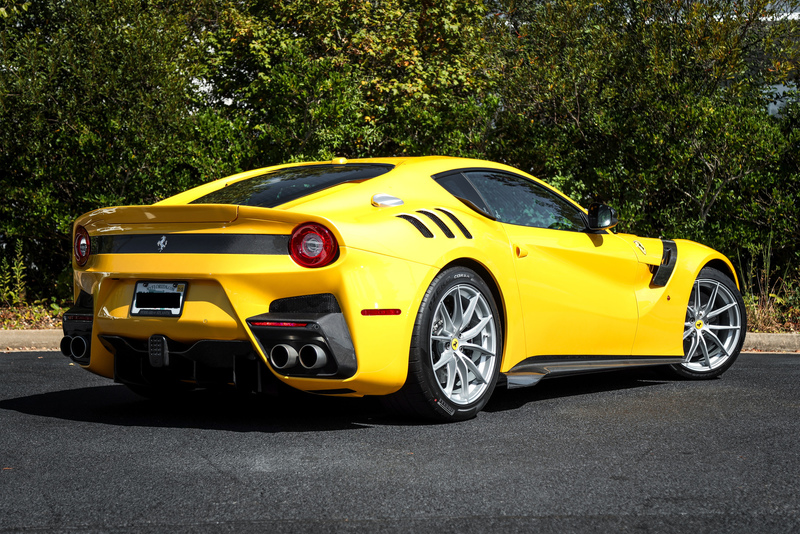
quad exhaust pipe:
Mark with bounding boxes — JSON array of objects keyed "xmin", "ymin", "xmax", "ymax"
[
  {"xmin": 299, "ymin": 344, "xmax": 327, "ymax": 370},
  {"xmin": 60, "ymin": 335, "xmax": 91, "ymax": 360},
  {"xmin": 60, "ymin": 336, "xmax": 72, "ymax": 357},
  {"xmin": 71, "ymin": 336, "xmax": 90, "ymax": 360},
  {"xmin": 269, "ymin": 344, "xmax": 298, "ymax": 370},
  {"xmin": 268, "ymin": 343, "xmax": 327, "ymax": 371}
]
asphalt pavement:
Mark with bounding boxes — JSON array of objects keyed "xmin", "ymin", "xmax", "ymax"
[{"xmin": 1, "ymin": 350, "xmax": 799, "ymax": 532}]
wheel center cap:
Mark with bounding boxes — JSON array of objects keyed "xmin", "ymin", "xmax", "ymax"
[
  {"xmin": 695, "ymin": 320, "xmax": 704, "ymax": 330},
  {"xmin": 451, "ymin": 338, "xmax": 459, "ymax": 351}
]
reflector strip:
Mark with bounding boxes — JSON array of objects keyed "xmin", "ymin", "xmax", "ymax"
[
  {"xmin": 250, "ymin": 321, "xmax": 309, "ymax": 327},
  {"xmin": 361, "ymin": 309, "xmax": 401, "ymax": 316}
]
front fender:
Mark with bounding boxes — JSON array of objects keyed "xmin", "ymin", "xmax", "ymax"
[{"xmin": 631, "ymin": 239, "xmax": 738, "ymax": 356}]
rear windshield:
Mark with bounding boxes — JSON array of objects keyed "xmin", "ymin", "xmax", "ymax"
[{"xmin": 190, "ymin": 164, "xmax": 394, "ymax": 208}]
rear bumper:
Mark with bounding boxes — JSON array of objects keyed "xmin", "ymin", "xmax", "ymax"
[
  {"xmin": 94, "ymin": 308, "xmax": 358, "ymax": 392},
  {"xmin": 69, "ymin": 247, "xmax": 434, "ymax": 396}
]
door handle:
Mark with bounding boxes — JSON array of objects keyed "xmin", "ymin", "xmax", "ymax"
[{"xmin": 514, "ymin": 245, "xmax": 528, "ymax": 258}]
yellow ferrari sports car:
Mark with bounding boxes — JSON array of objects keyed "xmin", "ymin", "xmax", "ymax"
[{"xmin": 62, "ymin": 156, "xmax": 746, "ymax": 421}]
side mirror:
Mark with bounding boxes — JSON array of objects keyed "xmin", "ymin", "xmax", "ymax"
[{"xmin": 587, "ymin": 203, "xmax": 618, "ymax": 231}]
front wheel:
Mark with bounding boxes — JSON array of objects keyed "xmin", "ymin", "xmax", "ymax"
[
  {"xmin": 383, "ymin": 266, "xmax": 503, "ymax": 422},
  {"xmin": 667, "ymin": 267, "xmax": 746, "ymax": 379}
]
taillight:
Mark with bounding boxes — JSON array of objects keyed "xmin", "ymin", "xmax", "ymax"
[
  {"xmin": 74, "ymin": 225, "xmax": 91, "ymax": 266},
  {"xmin": 289, "ymin": 223, "xmax": 338, "ymax": 268}
]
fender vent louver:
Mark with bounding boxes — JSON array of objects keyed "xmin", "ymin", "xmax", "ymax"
[
  {"xmin": 651, "ymin": 240, "xmax": 678, "ymax": 287},
  {"xmin": 417, "ymin": 210, "xmax": 455, "ymax": 238},
  {"xmin": 397, "ymin": 214, "xmax": 434, "ymax": 238},
  {"xmin": 435, "ymin": 208, "xmax": 473, "ymax": 239}
]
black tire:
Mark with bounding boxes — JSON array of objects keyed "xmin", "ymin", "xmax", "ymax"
[
  {"xmin": 665, "ymin": 266, "xmax": 746, "ymax": 379},
  {"xmin": 383, "ymin": 266, "xmax": 503, "ymax": 422}
]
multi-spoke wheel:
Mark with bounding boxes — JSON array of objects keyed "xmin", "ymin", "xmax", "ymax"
[
  {"xmin": 668, "ymin": 267, "xmax": 746, "ymax": 379},
  {"xmin": 429, "ymin": 283, "xmax": 498, "ymax": 406},
  {"xmin": 383, "ymin": 266, "xmax": 502, "ymax": 422}
]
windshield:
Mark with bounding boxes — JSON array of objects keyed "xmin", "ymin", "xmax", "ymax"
[{"xmin": 191, "ymin": 164, "xmax": 394, "ymax": 208}]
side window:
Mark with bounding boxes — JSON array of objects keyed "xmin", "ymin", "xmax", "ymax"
[{"xmin": 462, "ymin": 171, "xmax": 586, "ymax": 231}]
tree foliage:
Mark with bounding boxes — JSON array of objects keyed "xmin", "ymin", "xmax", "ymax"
[
  {"xmin": 0, "ymin": 0, "xmax": 798, "ymax": 300},
  {"xmin": 0, "ymin": 0, "xmax": 247, "ymax": 295},
  {"xmin": 487, "ymin": 1, "xmax": 800, "ymax": 257},
  {"xmin": 201, "ymin": 0, "xmax": 496, "ymax": 165}
]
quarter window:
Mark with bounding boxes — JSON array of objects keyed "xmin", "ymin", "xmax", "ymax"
[{"xmin": 433, "ymin": 172, "xmax": 494, "ymax": 219}]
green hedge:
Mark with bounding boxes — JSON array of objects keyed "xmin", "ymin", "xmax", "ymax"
[{"xmin": 1, "ymin": 0, "xmax": 798, "ymax": 301}]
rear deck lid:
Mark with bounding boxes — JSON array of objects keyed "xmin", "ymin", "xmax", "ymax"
[{"xmin": 78, "ymin": 205, "xmax": 239, "ymax": 227}]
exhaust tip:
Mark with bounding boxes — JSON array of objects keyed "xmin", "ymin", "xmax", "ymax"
[
  {"xmin": 70, "ymin": 336, "xmax": 90, "ymax": 360},
  {"xmin": 60, "ymin": 336, "xmax": 73, "ymax": 357},
  {"xmin": 269, "ymin": 344, "xmax": 299, "ymax": 370},
  {"xmin": 299, "ymin": 344, "xmax": 327, "ymax": 370}
]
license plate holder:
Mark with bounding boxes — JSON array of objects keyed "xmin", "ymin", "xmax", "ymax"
[{"xmin": 131, "ymin": 281, "xmax": 187, "ymax": 317}]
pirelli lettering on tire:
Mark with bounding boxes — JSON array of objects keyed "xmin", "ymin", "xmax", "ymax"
[{"xmin": 437, "ymin": 398, "xmax": 456, "ymax": 416}]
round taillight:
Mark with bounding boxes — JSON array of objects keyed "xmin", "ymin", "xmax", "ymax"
[
  {"xmin": 74, "ymin": 225, "xmax": 91, "ymax": 266},
  {"xmin": 289, "ymin": 223, "xmax": 338, "ymax": 268}
]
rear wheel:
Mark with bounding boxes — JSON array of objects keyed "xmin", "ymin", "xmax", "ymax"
[
  {"xmin": 383, "ymin": 266, "xmax": 502, "ymax": 422},
  {"xmin": 667, "ymin": 267, "xmax": 746, "ymax": 379}
]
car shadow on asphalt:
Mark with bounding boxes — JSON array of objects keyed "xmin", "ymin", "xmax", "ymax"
[
  {"xmin": 0, "ymin": 367, "xmax": 675, "ymax": 431},
  {"xmin": 0, "ymin": 383, "xmax": 388, "ymax": 433},
  {"xmin": 484, "ymin": 367, "xmax": 673, "ymax": 413}
]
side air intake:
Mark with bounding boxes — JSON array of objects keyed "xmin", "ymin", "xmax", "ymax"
[
  {"xmin": 417, "ymin": 210, "xmax": 455, "ymax": 238},
  {"xmin": 435, "ymin": 208, "xmax": 472, "ymax": 239},
  {"xmin": 396, "ymin": 214, "xmax": 434, "ymax": 238}
]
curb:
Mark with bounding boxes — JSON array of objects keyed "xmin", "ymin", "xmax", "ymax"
[
  {"xmin": 1, "ymin": 329, "xmax": 799, "ymax": 353},
  {"xmin": 1, "ymin": 329, "xmax": 63, "ymax": 352},
  {"xmin": 742, "ymin": 333, "xmax": 800, "ymax": 353}
]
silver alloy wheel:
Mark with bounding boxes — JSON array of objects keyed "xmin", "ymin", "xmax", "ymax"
[
  {"xmin": 683, "ymin": 277, "xmax": 743, "ymax": 372},
  {"xmin": 429, "ymin": 284, "xmax": 498, "ymax": 405}
]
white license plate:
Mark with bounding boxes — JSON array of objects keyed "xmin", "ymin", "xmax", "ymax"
[{"xmin": 131, "ymin": 281, "xmax": 187, "ymax": 317}]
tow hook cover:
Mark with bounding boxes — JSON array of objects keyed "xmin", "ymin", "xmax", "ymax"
[{"xmin": 148, "ymin": 335, "xmax": 169, "ymax": 368}]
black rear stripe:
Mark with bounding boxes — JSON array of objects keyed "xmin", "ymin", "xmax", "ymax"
[
  {"xmin": 91, "ymin": 234, "xmax": 289, "ymax": 255},
  {"xmin": 396, "ymin": 214, "xmax": 434, "ymax": 238},
  {"xmin": 435, "ymin": 208, "xmax": 473, "ymax": 239},
  {"xmin": 417, "ymin": 210, "xmax": 455, "ymax": 238}
]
